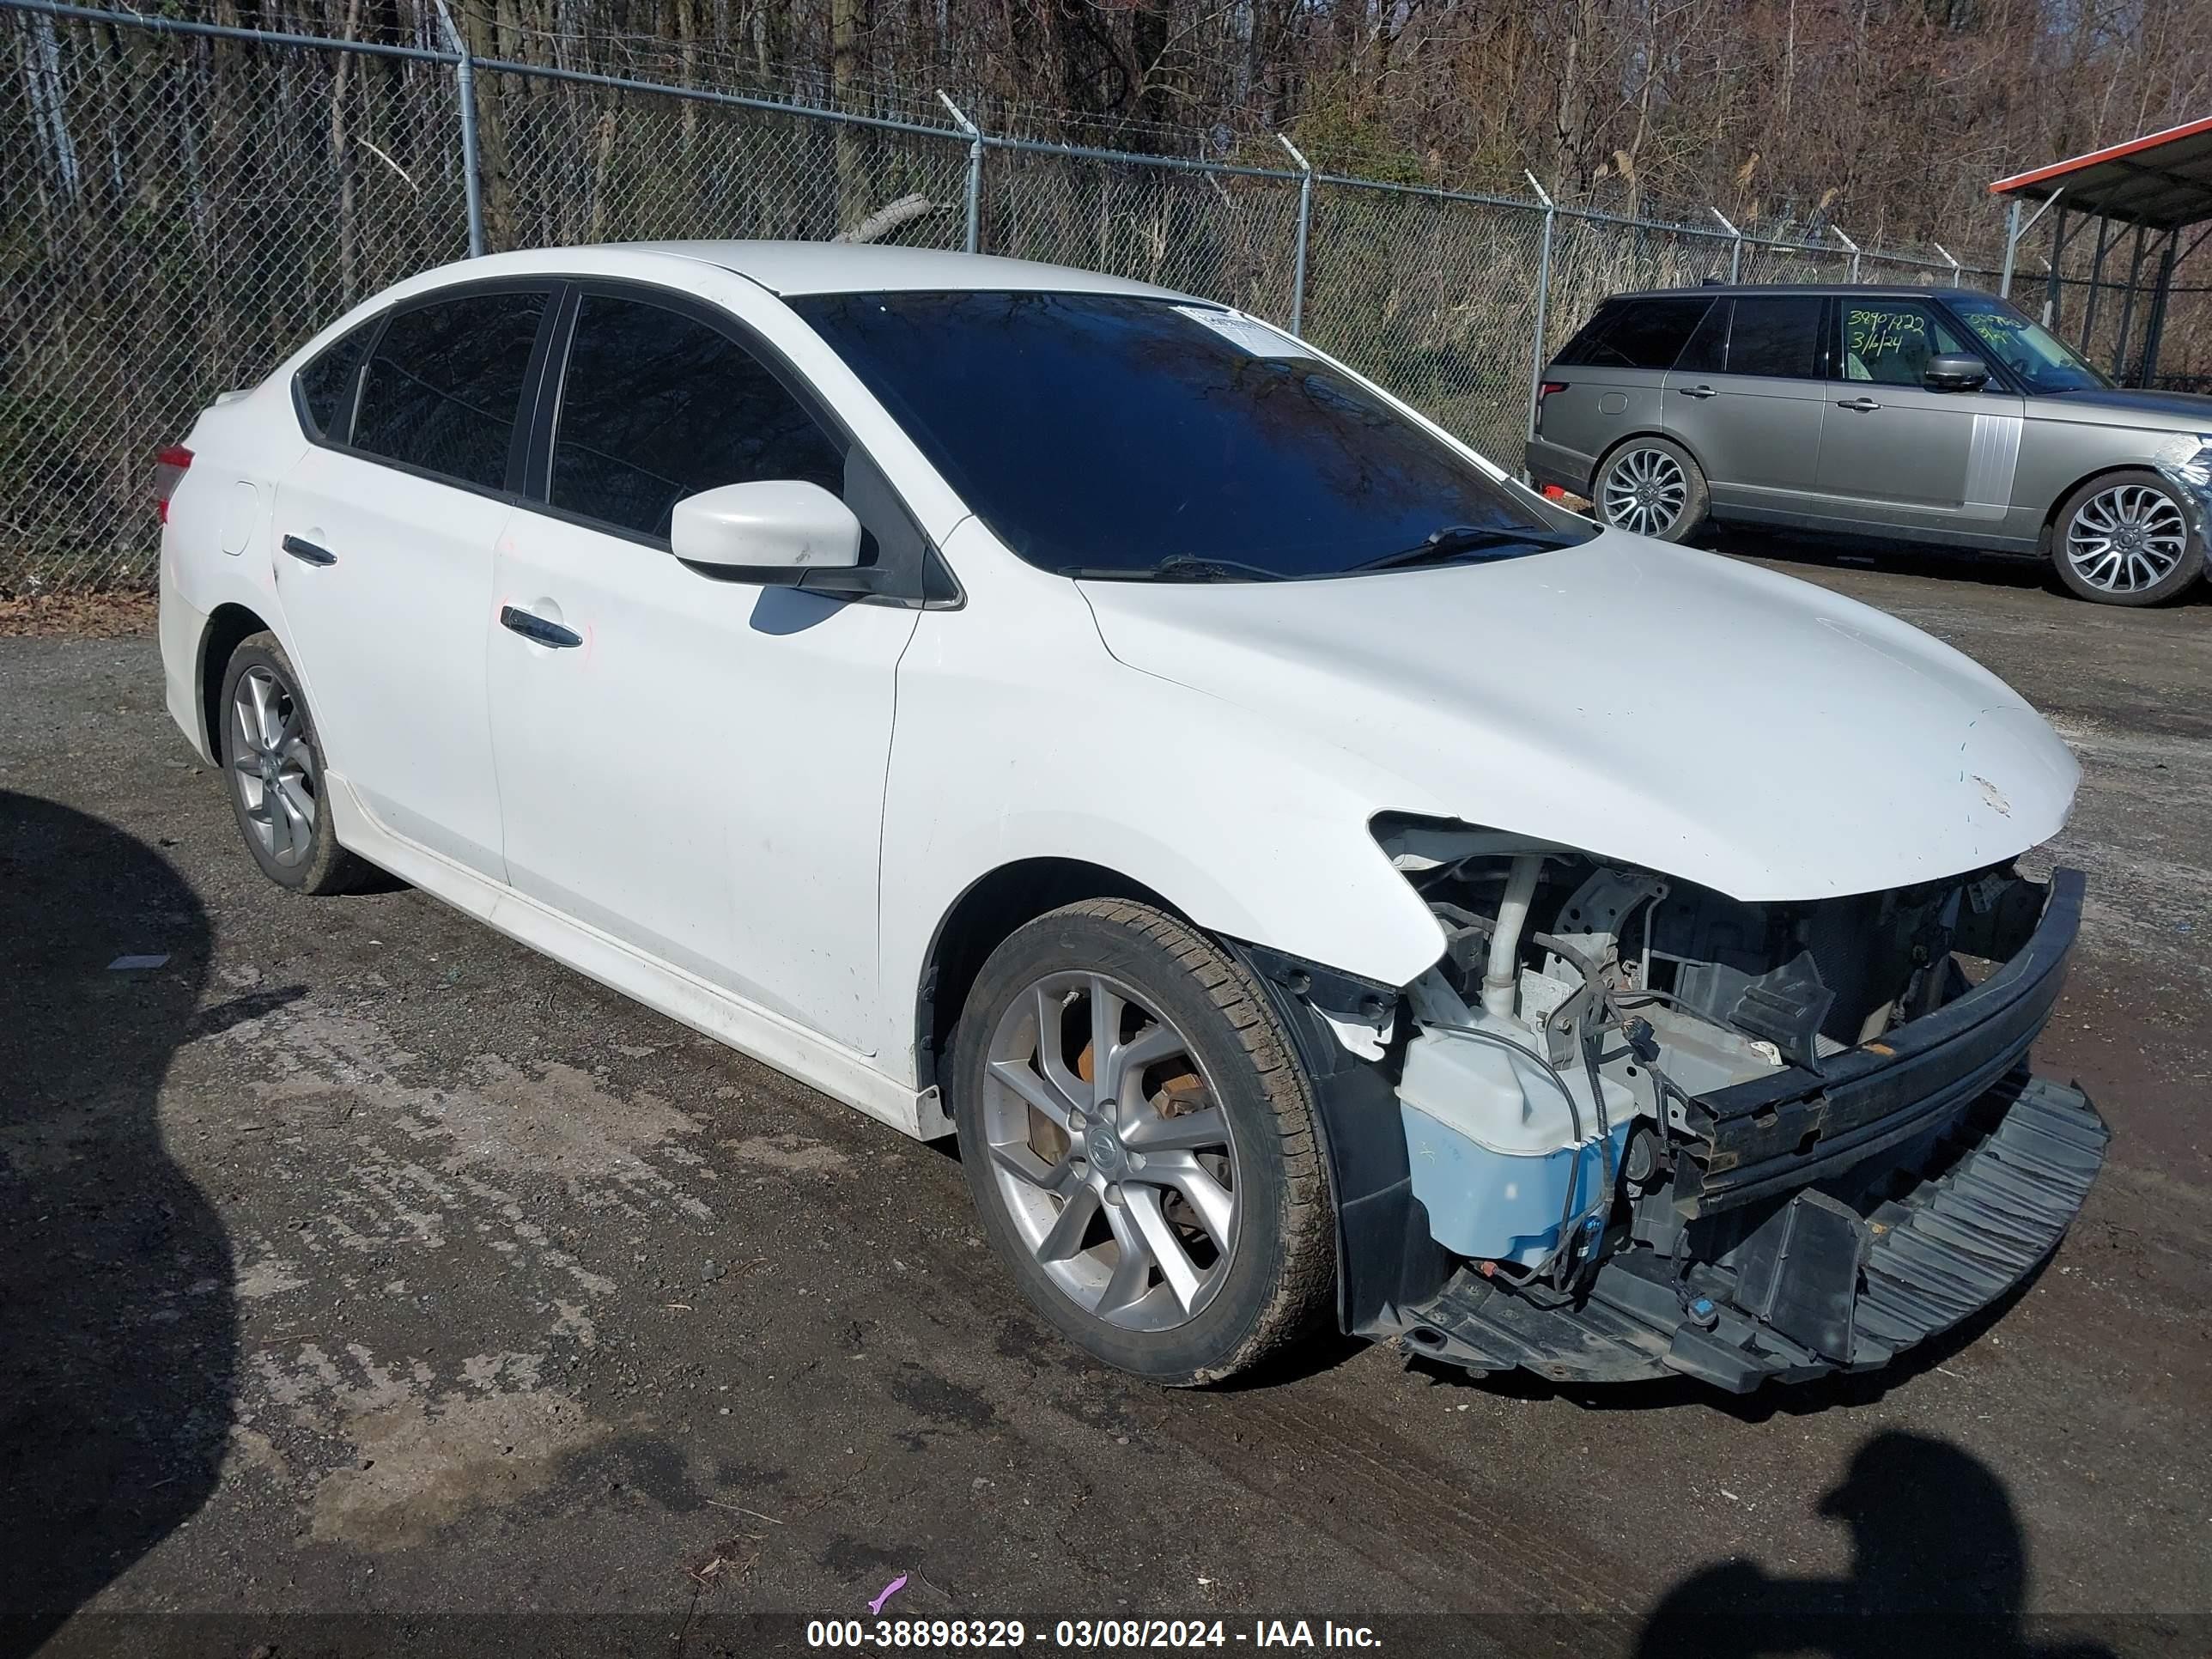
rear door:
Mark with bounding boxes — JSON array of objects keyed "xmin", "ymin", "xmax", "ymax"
[
  {"xmin": 1662, "ymin": 294, "xmax": 1828, "ymax": 507},
  {"xmin": 272, "ymin": 283, "xmax": 553, "ymax": 878},
  {"xmin": 1538, "ymin": 296, "xmax": 1711, "ymax": 474},
  {"xmin": 1813, "ymin": 295, "xmax": 2027, "ymax": 534}
]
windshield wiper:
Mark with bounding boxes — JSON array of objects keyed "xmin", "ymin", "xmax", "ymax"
[
  {"xmin": 1355, "ymin": 524, "xmax": 1580, "ymax": 572},
  {"xmin": 1060, "ymin": 555, "xmax": 1288, "ymax": 583}
]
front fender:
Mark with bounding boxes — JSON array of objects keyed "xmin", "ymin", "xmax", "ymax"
[{"xmin": 875, "ymin": 550, "xmax": 1449, "ymax": 1080}]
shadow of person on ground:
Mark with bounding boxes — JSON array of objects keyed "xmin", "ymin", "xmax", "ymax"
[
  {"xmin": 0, "ymin": 792, "xmax": 236, "ymax": 1657},
  {"xmin": 1637, "ymin": 1431, "xmax": 2117, "ymax": 1659}
]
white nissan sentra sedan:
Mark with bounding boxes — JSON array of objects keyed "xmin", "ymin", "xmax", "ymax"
[{"xmin": 159, "ymin": 242, "xmax": 2107, "ymax": 1392}]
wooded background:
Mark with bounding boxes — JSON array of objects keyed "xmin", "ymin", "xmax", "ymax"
[
  {"xmin": 222, "ymin": 0, "xmax": 2212, "ymax": 248},
  {"xmin": 6, "ymin": 0, "xmax": 2209, "ymax": 593}
]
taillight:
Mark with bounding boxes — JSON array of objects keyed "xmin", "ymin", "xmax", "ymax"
[
  {"xmin": 154, "ymin": 443, "xmax": 193, "ymax": 524},
  {"xmin": 1534, "ymin": 381, "xmax": 1568, "ymax": 437}
]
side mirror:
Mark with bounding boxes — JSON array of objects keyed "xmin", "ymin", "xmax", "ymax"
[
  {"xmin": 1923, "ymin": 354, "xmax": 1990, "ymax": 393},
  {"xmin": 670, "ymin": 480, "xmax": 863, "ymax": 581}
]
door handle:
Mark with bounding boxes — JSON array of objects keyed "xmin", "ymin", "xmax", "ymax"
[
  {"xmin": 499, "ymin": 605, "xmax": 582, "ymax": 649},
  {"xmin": 282, "ymin": 534, "xmax": 337, "ymax": 566},
  {"xmin": 1835, "ymin": 396, "xmax": 1883, "ymax": 412},
  {"xmin": 1676, "ymin": 384, "xmax": 1717, "ymax": 398}
]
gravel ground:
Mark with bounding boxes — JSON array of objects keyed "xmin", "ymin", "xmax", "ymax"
[{"xmin": 2, "ymin": 547, "xmax": 2207, "ymax": 1659}]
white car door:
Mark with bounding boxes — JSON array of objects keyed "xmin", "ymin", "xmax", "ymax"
[
  {"xmin": 486, "ymin": 283, "xmax": 922, "ymax": 1053},
  {"xmin": 273, "ymin": 283, "xmax": 555, "ymax": 878}
]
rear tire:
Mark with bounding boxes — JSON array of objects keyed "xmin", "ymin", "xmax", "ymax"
[
  {"xmin": 216, "ymin": 632, "xmax": 374, "ymax": 896},
  {"xmin": 949, "ymin": 900, "xmax": 1335, "ymax": 1385},
  {"xmin": 2050, "ymin": 469, "xmax": 2203, "ymax": 605},
  {"xmin": 1593, "ymin": 435, "xmax": 1710, "ymax": 543}
]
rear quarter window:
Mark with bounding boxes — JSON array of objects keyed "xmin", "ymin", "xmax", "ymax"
[
  {"xmin": 1554, "ymin": 297, "xmax": 1713, "ymax": 371},
  {"xmin": 294, "ymin": 320, "xmax": 379, "ymax": 441}
]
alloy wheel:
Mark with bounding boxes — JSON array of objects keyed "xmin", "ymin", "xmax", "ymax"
[
  {"xmin": 1601, "ymin": 446, "xmax": 1687, "ymax": 537},
  {"xmin": 2065, "ymin": 483, "xmax": 2189, "ymax": 595},
  {"xmin": 980, "ymin": 971, "xmax": 1240, "ymax": 1332},
  {"xmin": 229, "ymin": 665, "xmax": 319, "ymax": 867}
]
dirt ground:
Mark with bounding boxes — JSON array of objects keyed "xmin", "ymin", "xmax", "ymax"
[{"xmin": 2, "ymin": 544, "xmax": 2206, "ymax": 1658}]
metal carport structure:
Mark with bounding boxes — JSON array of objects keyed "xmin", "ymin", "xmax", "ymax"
[{"xmin": 1991, "ymin": 115, "xmax": 2212, "ymax": 388}]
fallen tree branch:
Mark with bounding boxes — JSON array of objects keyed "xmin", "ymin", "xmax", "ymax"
[{"xmin": 835, "ymin": 193, "xmax": 939, "ymax": 245}]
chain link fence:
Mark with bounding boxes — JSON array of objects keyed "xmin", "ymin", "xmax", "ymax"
[
  {"xmin": 1303, "ymin": 182, "xmax": 1554, "ymax": 465},
  {"xmin": 488, "ymin": 63, "xmax": 972, "ymax": 253},
  {"xmin": 982, "ymin": 144, "xmax": 1302, "ymax": 324},
  {"xmin": 0, "ymin": 0, "xmax": 2174, "ymax": 597},
  {"xmin": 5, "ymin": 5, "xmax": 468, "ymax": 593}
]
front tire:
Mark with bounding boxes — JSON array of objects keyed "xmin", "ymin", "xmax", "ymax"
[
  {"xmin": 216, "ymin": 632, "xmax": 373, "ymax": 895},
  {"xmin": 2051, "ymin": 469, "xmax": 2203, "ymax": 605},
  {"xmin": 1594, "ymin": 435, "xmax": 1710, "ymax": 543},
  {"xmin": 949, "ymin": 900, "xmax": 1335, "ymax": 1384}
]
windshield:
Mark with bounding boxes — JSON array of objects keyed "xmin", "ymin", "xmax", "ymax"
[
  {"xmin": 790, "ymin": 290, "xmax": 1589, "ymax": 580},
  {"xmin": 1944, "ymin": 293, "xmax": 2112, "ymax": 393}
]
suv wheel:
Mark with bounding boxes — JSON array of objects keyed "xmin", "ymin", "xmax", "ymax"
[
  {"xmin": 1595, "ymin": 437, "xmax": 1709, "ymax": 542},
  {"xmin": 2052, "ymin": 470, "xmax": 2203, "ymax": 605},
  {"xmin": 949, "ymin": 900, "xmax": 1334, "ymax": 1384}
]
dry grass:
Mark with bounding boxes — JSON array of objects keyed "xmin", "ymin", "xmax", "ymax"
[{"xmin": 0, "ymin": 592, "xmax": 159, "ymax": 638}]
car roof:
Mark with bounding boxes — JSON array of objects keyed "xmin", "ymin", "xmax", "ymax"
[
  {"xmin": 1605, "ymin": 283, "xmax": 2002, "ymax": 303},
  {"xmin": 441, "ymin": 240, "xmax": 1194, "ymax": 301}
]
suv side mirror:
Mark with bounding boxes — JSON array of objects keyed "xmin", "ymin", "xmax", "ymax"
[
  {"xmin": 671, "ymin": 480, "xmax": 863, "ymax": 582},
  {"xmin": 1923, "ymin": 354, "xmax": 1990, "ymax": 393}
]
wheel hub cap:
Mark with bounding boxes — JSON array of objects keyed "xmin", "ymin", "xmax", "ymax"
[{"xmin": 1085, "ymin": 1125, "xmax": 1127, "ymax": 1176}]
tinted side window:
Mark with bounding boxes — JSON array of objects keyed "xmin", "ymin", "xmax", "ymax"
[
  {"xmin": 1728, "ymin": 297, "xmax": 1823, "ymax": 379},
  {"xmin": 1839, "ymin": 299, "xmax": 1972, "ymax": 386},
  {"xmin": 1552, "ymin": 304, "xmax": 1626, "ymax": 368},
  {"xmin": 295, "ymin": 320, "xmax": 378, "ymax": 441},
  {"xmin": 549, "ymin": 295, "xmax": 845, "ymax": 541},
  {"xmin": 353, "ymin": 289, "xmax": 548, "ymax": 490},
  {"xmin": 1674, "ymin": 299, "xmax": 1730, "ymax": 374},
  {"xmin": 1561, "ymin": 298, "xmax": 1712, "ymax": 370}
]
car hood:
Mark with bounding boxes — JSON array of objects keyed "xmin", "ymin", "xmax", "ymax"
[
  {"xmin": 2037, "ymin": 386, "xmax": 2212, "ymax": 425},
  {"xmin": 1078, "ymin": 533, "xmax": 2079, "ymax": 902}
]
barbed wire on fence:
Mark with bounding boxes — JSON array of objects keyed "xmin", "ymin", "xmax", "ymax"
[{"xmin": 3, "ymin": 0, "xmax": 2203, "ymax": 596}]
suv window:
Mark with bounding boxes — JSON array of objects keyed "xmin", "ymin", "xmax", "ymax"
[
  {"xmin": 1840, "ymin": 298, "xmax": 1971, "ymax": 386},
  {"xmin": 1728, "ymin": 296, "xmax": 1824, "ymax": 379},
  {"xmin": 295, "ymin": 320, "xmax": 378, "ymax": 441},
  {"xmin": 352, "ymin": 289, "xmax": 549, "ymax": 491},
  {"xmin": 1555, "ymin": 297, "xmax": 1714, "ymax": 370},
  {"xmin": 1945, "ymin": 292, "xmax": 2107, "ymax": 392},
  {"xmin": 1674, "ymin": 299, "xmax": 1730, "ymax": 374},
  {"xmin": 550, "ymin": 294, "xmax": 846, "ymax": 542}
]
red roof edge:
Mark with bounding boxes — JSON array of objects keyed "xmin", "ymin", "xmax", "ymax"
[{"xmin": 1988, "ymin": 113, "xmax": 2212, "ymax": 196}]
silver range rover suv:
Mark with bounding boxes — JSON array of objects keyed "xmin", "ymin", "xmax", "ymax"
[{"xmin": 1525, "ymin": 283, "xmax": 2212, "ymax": 605}]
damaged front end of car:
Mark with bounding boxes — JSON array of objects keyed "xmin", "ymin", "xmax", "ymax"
[{"xmin": 1234, "ymin": 818, "xmax": 2109, "ymax": 1394}]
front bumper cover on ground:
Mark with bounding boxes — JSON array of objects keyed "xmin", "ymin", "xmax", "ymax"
[{"xmin": 1395, "ymin": 1072, "xmax": 2107, "ymax": 1391}]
